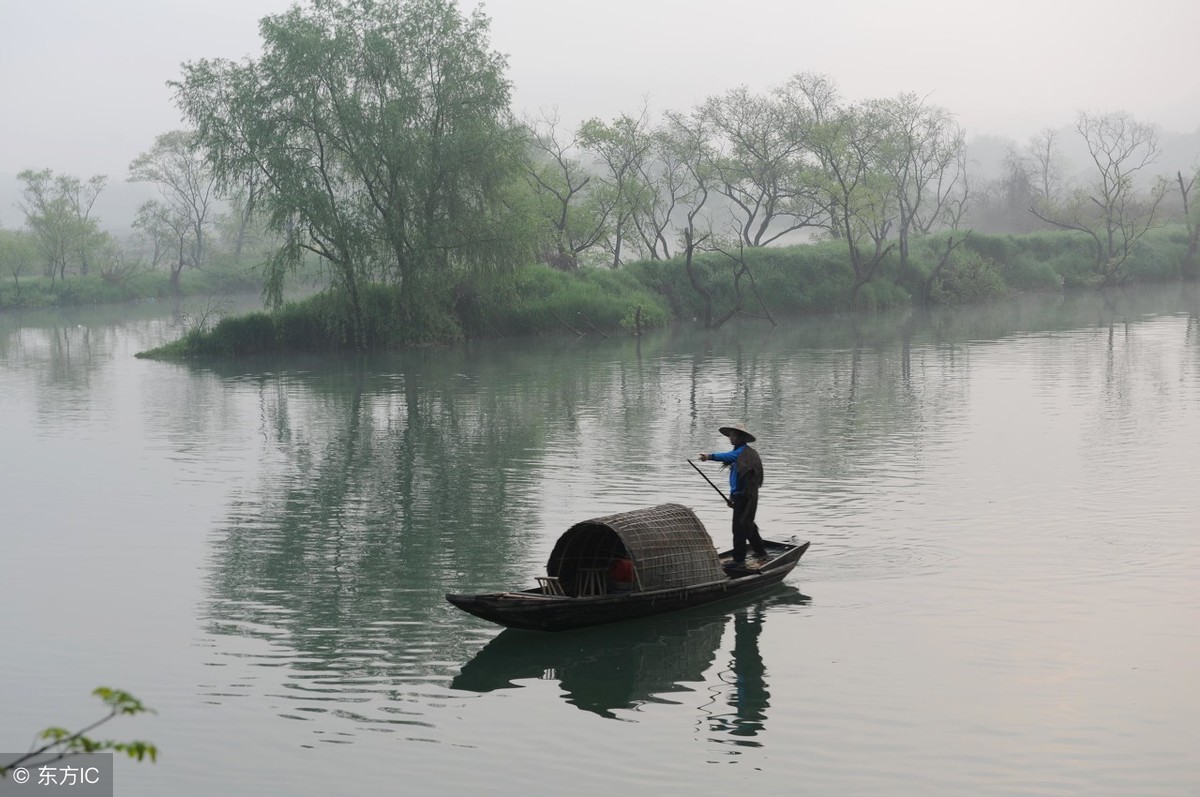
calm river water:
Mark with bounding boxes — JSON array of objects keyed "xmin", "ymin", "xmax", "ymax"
[{"xmin": 2, "ymin": 286, "xmax": 1198, "ymax": 796}]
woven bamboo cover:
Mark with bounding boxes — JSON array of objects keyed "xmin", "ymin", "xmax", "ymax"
[{"xmin": 548, "ymin": 503, "xmax": 724, "ymax": 592}]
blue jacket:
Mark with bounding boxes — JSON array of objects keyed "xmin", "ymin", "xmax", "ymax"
[{"xmin": 707, "ymin": 444, "xmax": 763, "ymax": 496}]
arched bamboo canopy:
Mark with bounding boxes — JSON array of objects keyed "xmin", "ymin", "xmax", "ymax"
[{"xmin": 547, "ymin": 503, "xmax": 725, "ymax": 594}]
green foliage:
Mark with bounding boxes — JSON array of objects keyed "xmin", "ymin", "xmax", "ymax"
[
  {"xmin": 500, "ymin": 264, "xmax": 671, "ymax": 335},
  {"xmin": 285, "ymin": 284, "xmax": 416, "ymax": 349},
  {"xmin": 959, "ymin": 232, "xmax": 1076, "ymax": 291},
  {"xmin": 1123, "ymin": 227, "xmax": 1186, "ymax": 282},
  {"xmin": 746, "ymin": 244, "xmax": 858, "ymax": 312},
  {"xmin": 628, "ymin": 239, "xmax": 866, "ymax": 319},
  {"xmin": 0, "ymin": 265, "xmax": 267, "ymax": 310},
  {"xmin": 0, "ymin": 228, "xmax": 39, "ymax": 293},
  {"xmin": 0, "ymin": 688, "xmax": 157, "ymax": 779},
  {"xmin": 0, "ymin": 274, "xmax": 132, "ymax": 307},
  {"xmin": 273, "ymin": 299, "xmax": 333, "ymax": 351},
  {"xmin": 851, "ymin": 277, "xmax": 910, "ymax": 310},
  {"xmin": 16, "ymin": 169, "xmax": 111, "ymax": 283},
  {"xmin": 576, "ymin": 111, "xmax": 656, "ymax": 266},
  {"xmin": 196, "ymin": 312, "xmax": 278, "ymax": 356},
  {"xmin": 173, "ymin": 0, "xmax": 537, "ymax": 341},
  {"xmin": 0, "ymin": 210, "xmax": 274, "ymax": 309},
  {"xmin": 451, "ymin": 263, "xmax": 670, "ymax": 337},
  {"xmin": 926, "ymin": 248, "xmax": 1008, "ymax": 305},
  {"xmin": 140, "ymin": 264, "xmax": 673, "ymax": 357},
  {"xmin": 138, "ymin": 224, "xmax": 1200, "ymax": 358}
]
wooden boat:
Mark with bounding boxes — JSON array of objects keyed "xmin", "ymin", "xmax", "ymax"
[{"xmin": 445, "ymin": 503, "xmax": 810, "ymax": 632}]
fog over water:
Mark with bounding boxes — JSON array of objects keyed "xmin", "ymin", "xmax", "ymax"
[{"xmin": 2, "ymin": 0, "xmax": 1198, "ymax": 181}]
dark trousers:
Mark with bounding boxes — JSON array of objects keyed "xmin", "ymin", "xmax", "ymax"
[{"xmin": 731, "ymin": 492, "xmax": 766, "ymax": 562}]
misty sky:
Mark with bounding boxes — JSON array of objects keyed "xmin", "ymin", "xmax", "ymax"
[{"xmin": 2, "ymin": 0, "xmax": 1198, "ymax": 178}]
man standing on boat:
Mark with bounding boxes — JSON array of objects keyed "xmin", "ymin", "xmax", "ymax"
[{"xmin": 699, "ymin": 423, "xmax": 768, "ymax": 566}]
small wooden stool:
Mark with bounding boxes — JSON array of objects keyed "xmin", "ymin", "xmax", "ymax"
[
  {"xmin": 535, "ymin": 576, "xmax": 565, "ymax": 596},
  {"xmin": 577, "ymin": 567, "xmax": 608, "ymax": 596}
]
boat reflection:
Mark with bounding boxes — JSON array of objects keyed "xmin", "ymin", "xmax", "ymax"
[{"xmin": 451, "ymin": 587, "xmax": 809, "ymax": 726}]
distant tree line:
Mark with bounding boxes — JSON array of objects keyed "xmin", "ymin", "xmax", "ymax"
[
  {"xmin": 1, "ymin": 142, "xmax": 273, "ymax": 305},
  {"xmin": 4, "ymin": 0, "xmax": 1197, "ymax": 323}
]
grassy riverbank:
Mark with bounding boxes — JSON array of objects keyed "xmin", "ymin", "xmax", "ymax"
[
  {"xmin": 137, "ymin": 225, "xmax": 1198, "ymax": 359},
  {"xmin": 0, "ymin": 264, "xmax": 265, "ymax": 310}
]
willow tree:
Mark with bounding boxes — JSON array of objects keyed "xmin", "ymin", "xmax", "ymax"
[{"xmin": 172, "ymin": 0, "xmax": 533, "ymax": 344}]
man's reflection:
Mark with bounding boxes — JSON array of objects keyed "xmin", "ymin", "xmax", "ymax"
[{"xmin": 707, "ymin": 605, "xmax": 769, "ymax": 745}]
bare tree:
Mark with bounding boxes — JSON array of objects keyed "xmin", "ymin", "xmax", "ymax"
[
  {"xmin": 1028, "ymin": 127, "xmax": 1068, "ymax": 206},
  {"xmin": 708, "ymin": 232, "xmax": 776, "ymax": 329},
  {"xmin": 940, "ymin": 145, "xmax": 971, "ymax": 231},
  {"xmin": 133, "ymin": 200, "xmax": 193, "ymax": 292},
  {"xmin": 578, "ymin": 105, "xmax": 656, "ymax": 268},
  {"xmin": 1030, "ymin": 111, "xmax": 1166, "ymax": 285},
  {"xmin": 224, "ymin": 171, "xmax": 261, "ymax": 260},
  {"xmin": 1177, "ymin": 165, "xmax": 1200, "ymax": 273},
  {"xmin": 702, "ymin": 81, "xmax": 824, "ymax": 247},
  {"xmin": 661, "ymin": 109, "xmax": 718, "ymax": 326},
  {"xmin": 805, "ymin": 99, "xmax": 897, "ymax": 292},
  {"xmin": 921, "ymin": 233, "xmax": 970, "ymax": 304},
  {"xmin": 776, "ymin": 72, "xmax": 841, "ymax": 234},
  {"xmin": 873, "ymin": 93, "xmax": 965, "ymax": 278},
  {"xmin": 628, "ymin": 124, "xmax": 694, "ymax": 261},
  {"xmin": 659, "ymin": 108, "xmax": 778, "ymax": 329},
  {"xmin": 523, "ymin": 109, "xmax": 610, "ymax": 269},
  {"xmin": 968, "ymin": 144, "xmax": 1034, "ymax": 233},
  {"xmin": 128, "ymin": 130, "xmax": 217, "ymax": 272}
]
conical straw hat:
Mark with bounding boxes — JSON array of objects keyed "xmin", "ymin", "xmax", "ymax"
[{"xmin": 718, "ymin": 422, "xmax": 756, "ymax": 443}]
